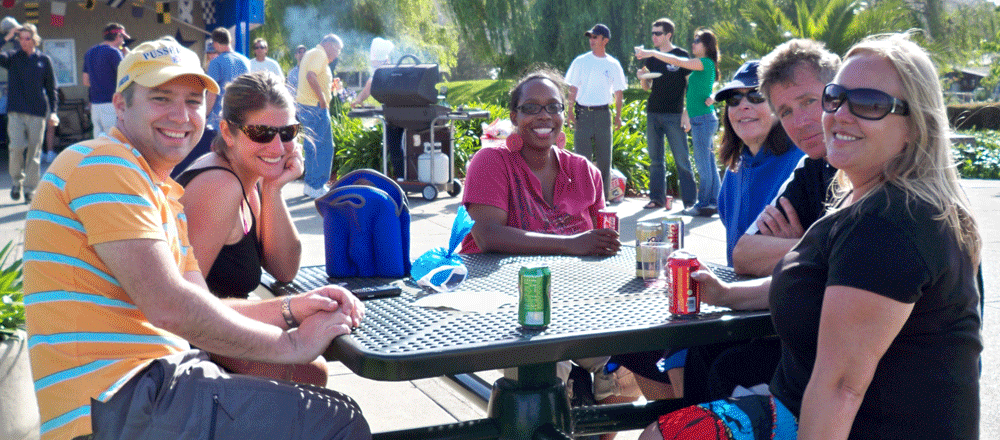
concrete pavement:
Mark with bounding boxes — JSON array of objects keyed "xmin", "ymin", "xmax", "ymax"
[{"xmin": 1, "ymin": 159, "xmax": 996, "ymax": 437}]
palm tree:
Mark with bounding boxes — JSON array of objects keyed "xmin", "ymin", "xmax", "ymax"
[{"xmin": 713, "ymin": 0, "xmax": 917, "ymax": 74}]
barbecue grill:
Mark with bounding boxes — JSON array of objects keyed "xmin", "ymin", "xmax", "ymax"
[{"xmin": 347, "ymin": 55, "xmax": 490, "ymax": 200}]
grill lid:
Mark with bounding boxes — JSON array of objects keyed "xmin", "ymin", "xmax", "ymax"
[{"xmin": 371, "ymin": 54, "xmax": 440, "ymax": 107}]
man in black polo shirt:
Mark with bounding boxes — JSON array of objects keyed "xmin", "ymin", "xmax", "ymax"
[
  {"xmin": 731, "ymin": 39, "xmax": 841, "ymax": 277},
  {"xmin": 1, "ymin": 23, "xmax": 57, "ymax": 204},
  {"xmin": 638, "ymin": 18, "xmax": 693, "ymax": 210}
]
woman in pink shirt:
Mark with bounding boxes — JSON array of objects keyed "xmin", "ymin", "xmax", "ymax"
[{"xmin": 461, "ymin": 69, "xmax": 620, "ymax": 256}]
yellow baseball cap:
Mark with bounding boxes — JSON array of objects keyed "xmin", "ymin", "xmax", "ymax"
[{"xmin": 116, "ymin": 38, "xmax": 219, "ymax": 94}]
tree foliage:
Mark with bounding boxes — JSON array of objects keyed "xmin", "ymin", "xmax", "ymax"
[
  {"xmin": 444, "ymin": 0, "xmax": 689, "ymax": 78},
  {"xmin": 257, "ymin": 0, "xmax": 457, "ymax": 74},
  {"xmin": 713, "ymin": 0, "xmax": 917, "ymax": 74}
]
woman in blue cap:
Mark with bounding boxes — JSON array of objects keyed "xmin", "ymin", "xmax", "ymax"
[{"xmin": 715, "ymin": 60, "xmax": 803, "ymax": 267}]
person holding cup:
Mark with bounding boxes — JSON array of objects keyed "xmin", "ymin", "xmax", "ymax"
[
  {"xmin": 635, "ymin": 18, "xmax": 694, "ymax": 210},
  {"xmin": 636, "ymin": 28, "xmax": 722, "ymax": 217}
]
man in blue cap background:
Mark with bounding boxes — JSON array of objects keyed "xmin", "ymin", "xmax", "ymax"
[{"xmin": 565, "ymin": 23, "xmax": 627, "ymax": 201}]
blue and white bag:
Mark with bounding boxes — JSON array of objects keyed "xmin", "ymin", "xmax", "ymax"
[{"xmin": 315, "ymin": 169, "xmax": 411, "ymax": 278}]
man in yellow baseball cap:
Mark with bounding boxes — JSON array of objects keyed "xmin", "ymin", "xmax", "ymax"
[{"xmin": 23, "ymin": 37, "xmax": 370, "ymax": 440}]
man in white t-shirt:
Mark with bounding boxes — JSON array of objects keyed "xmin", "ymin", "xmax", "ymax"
[
  {"xmin": 565, "ymin": 23, "xmax": 627, "ymax": 200},
  {"xmin": 249, "ymin": 37, "xmax": 283, "ymax": 78}
]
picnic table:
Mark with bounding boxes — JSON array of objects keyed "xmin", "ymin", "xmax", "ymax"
[{"xmin": 262, "ymin": 247, "xmax": 771, "ymax": 439}]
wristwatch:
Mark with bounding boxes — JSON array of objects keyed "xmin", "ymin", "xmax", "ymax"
[{"xmin": 281, "ymin": 295, "xmax": 299, "ymax": 328}]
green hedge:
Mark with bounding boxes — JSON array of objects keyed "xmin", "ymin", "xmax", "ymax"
[{"xmin": 948, "ymin": 103, "xmax": 1000, "ymax": 130}]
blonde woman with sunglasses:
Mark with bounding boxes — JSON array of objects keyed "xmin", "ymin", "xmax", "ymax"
[
  {"xmin": 639, "ymin": 33, "xmax": 981, "ymax": 440},
  {"xmin": 177, "ymin": 71, "xmax": 331, "ymax": 387}
]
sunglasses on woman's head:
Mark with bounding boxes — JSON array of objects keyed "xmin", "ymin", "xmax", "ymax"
[
  {"xmin": 725, "ymin": 90, "xmax": 766, "ymax": 107},
  {"xmin": 822, "ymin": 84, "xmax": 909, "ymax": 121},
  {"xmin": 516, "ymin": 102, "xmax": 565, "ymax": 115},
  {"xmin": 234, "ymin": 123, "xmax": 300, "ymax": 143}
]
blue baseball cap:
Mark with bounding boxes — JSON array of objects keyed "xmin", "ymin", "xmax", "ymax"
[
  {"xmin": 715, "ymin": 60, "xmax": 760, "ymax": 102},
  {"xmin": 585, "ymin": 24, "xmax": 611, "ymax": 39}
]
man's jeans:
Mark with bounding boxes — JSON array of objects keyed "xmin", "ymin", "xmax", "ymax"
[
  {"xmin": 7, "ymin": 111, "xmax": 45, "ymax": 196},
  {"xmin": 574, "ymin": 106, "xmax": 612, "ymax": 199},
  {"xmin": 647, "ymin": 112, "xmax": 695, "ymax": 206},
  {"xmin": 299, "ymin": 103, "xmax": 334, "ymax": 190},
  {"xmin": 690, "ymin": 112, "xmax": 721, "ymax": 208}
]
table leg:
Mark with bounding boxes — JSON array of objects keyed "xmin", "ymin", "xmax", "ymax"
[{"xmin": 486, "ymin": 362, "xmax": 573, "ymax": 440}]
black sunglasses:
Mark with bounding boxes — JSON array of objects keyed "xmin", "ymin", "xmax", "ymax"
[
  {"xmin": 651, "ymin": 31, "xmax": 665, "ymax": 36},
  {"xmin": 254, "ymin": 46, "xmax": 266, "ymax": 50},
  {"xmin": 725, "ymin": 90, "xmax": 766, "ymax": 107},
  {"xmin": 233, "ymin": 123, "xmax": 300, "ymax": 143},
  {"xmin": 517, "ymin": 102, "xmax": 565, "ymax": 115},
  {"xmin": 822, "ymin": 83, "xmax": 909, "ymax": 121}
]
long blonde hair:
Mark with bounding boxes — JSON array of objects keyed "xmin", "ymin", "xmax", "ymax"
[{"xmin": 832, "ymin": 33, "xmax": 980, "ymax": 263}]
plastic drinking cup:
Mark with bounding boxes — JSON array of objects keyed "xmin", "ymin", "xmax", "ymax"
[{"xmin": 638, "ymin": 242, "xmax": 672, "ymax": 287}]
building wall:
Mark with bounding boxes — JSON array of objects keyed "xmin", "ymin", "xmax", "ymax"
[{"xmin": 3, "ymin": 2, "xmax": 208, "ymax": 101}]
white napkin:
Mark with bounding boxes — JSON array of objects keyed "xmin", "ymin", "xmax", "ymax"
[{"xmin": 412, "ymin": 290, "xmax": 516, "ymax": 313}]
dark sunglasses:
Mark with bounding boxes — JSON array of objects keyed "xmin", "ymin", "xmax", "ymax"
[
  {"xmin": 651, "ymin": 31, "xmax": 665, "ymax": 36},
  {"xmin": 517, "ymin": 102, "xmax": 565, "ymax": 115},
  {"xmin": 725, "ymin": 90, "xmax": 766, "ymax": 107},
  {"xmin": 692, "ymin": 37, "xmax": 703, "ymax": 44},
  {"xmin": 822, "ymin": 83, "xmax": 909, "ymax": 121},
  {"xmin": 234, "ymin": 123, "xmax": 300, "ymax": 143},
  {"xmin": 254, "ymin": 46, "xmax": 266, "ymax": 50}
]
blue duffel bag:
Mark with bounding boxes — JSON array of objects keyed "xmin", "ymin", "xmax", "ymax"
[{"xmin": 315, "ymin": 169, "xmax": 411, "ymax": 278}]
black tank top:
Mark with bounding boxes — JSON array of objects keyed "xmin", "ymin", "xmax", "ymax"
[{"xmin": 176, "ymin": 166, "xmax": 262, "ymax": 298}]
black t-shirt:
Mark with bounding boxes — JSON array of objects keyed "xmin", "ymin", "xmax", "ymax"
[
  {"xmin": 769, "ymin": 184, "xmax": 981, "ymax": 439},
  {"xmin": 644, "ymin": 47, "xmax": 689, "ymax": 114},
  {"xmin": 750, "ymin": 157, "xmax": 837, "ymax": 235}
]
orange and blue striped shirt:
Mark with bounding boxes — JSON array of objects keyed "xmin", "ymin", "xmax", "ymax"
[{"xmin": 24, "ymin": 128, "xmax": 199, "ymax": 440}]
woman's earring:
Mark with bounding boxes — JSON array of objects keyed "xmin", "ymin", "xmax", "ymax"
[
  {"xmin": 506, "ymin": 133, "xmax": 523, "ymax": 152},
  {"xmin": 556, "ymin": 132, "xmax": 566, "ymax": 149}
]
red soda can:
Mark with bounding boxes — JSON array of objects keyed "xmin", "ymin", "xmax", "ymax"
[
  {"xmin": 661, "ymin": 217, "xmax": 684, "ymax": 251},
  {"xmin": 668, "ymin": 250, "xmax": 701, "ymax": 316},
  {"xmin": 597, "ymin": 209, "xmax": 619, "ymax": 232}
]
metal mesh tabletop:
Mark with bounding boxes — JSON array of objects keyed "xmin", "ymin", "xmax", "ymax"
[{"xmin": 262, "ymin": 248, "xmax": 771, "ymax": 381}]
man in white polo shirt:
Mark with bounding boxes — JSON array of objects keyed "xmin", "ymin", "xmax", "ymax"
[{"xmin": 565, "ymin": 23, "xmax": 627, "ymax": 200}]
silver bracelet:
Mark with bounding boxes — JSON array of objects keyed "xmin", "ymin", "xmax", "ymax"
[{"xmin": 281, "ymin": 295, "xmax": 299, "ymax": 328}]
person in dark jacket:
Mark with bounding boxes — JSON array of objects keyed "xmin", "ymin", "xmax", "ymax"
[{"xmin": 1, "ymin": 23, "xmax": 57, "ymax": 203}]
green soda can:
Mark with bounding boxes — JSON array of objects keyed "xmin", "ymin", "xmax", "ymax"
[{"xmin": 518, "ymin": 265, "xmax": 551, "ymax": 329}]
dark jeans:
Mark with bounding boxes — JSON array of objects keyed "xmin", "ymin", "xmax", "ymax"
[
  {"xmin": 574, "ymin": 105, "xmax": 612, "ymax": 199},
  {"xmin": 647, "ymin": 112, "xmax": 695, "ymax": 206}
]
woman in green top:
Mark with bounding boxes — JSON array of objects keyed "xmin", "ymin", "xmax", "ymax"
[{"xmin": 638, "ymin": 28, "xmax": 722, "ymax": 217}]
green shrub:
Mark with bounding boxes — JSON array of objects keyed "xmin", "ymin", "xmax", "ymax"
[
  {"xmin": 332, "ymin": 109, "xmax": 384, "ymax": 177},
  {"xmin": 954, "ymin": 130, "xmax": 1000, "ymax": 179},
  {"xmin": 0, "ymin": 241, "xmax": 25, "ymax": 340}
]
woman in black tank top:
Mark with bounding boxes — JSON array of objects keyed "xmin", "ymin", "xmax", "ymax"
[{"xmin": 177, "ymin": 71, "xmax": 328, "ymax": 387}]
